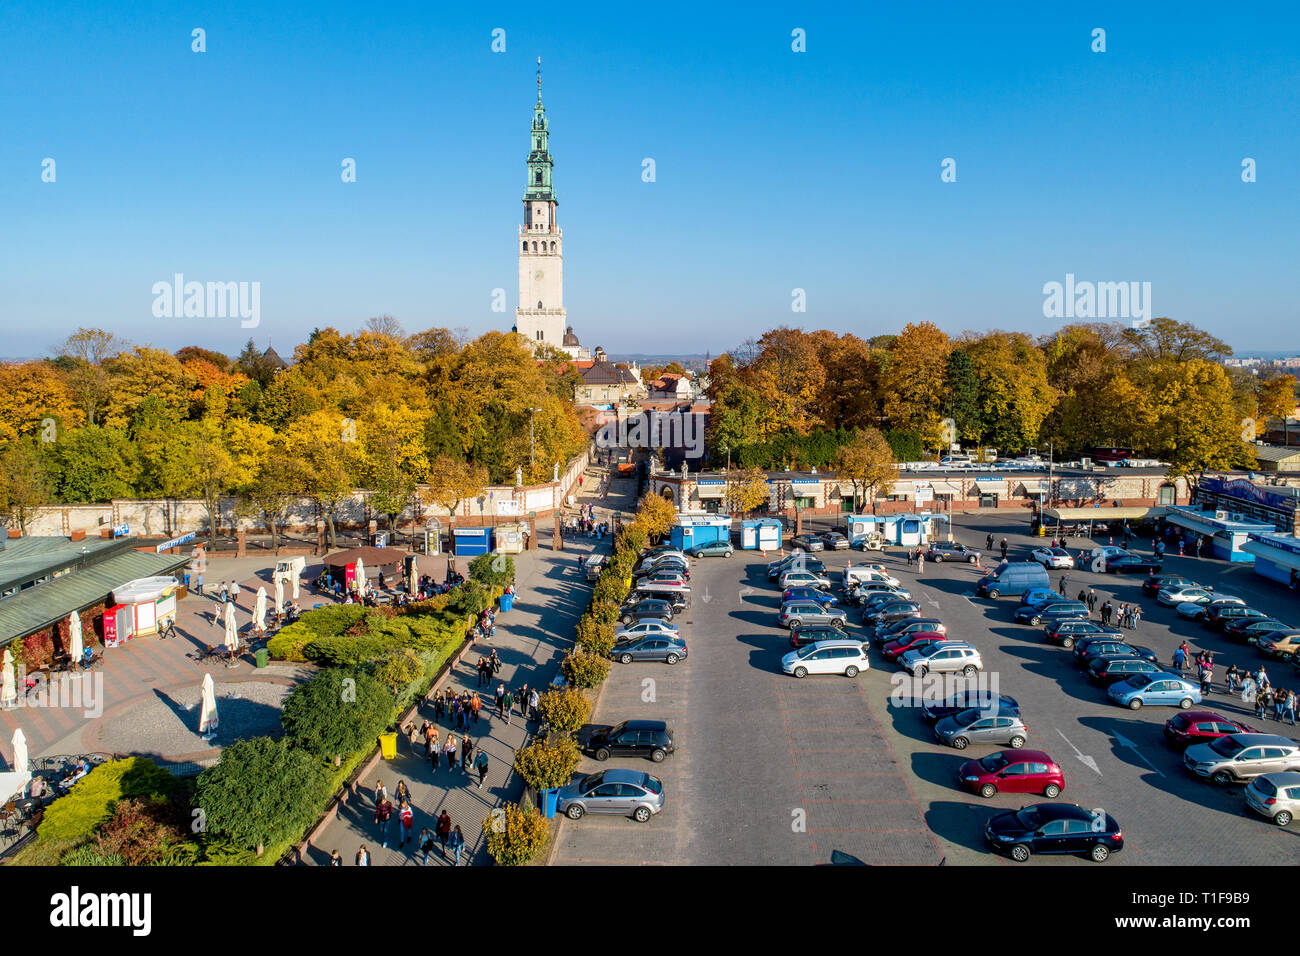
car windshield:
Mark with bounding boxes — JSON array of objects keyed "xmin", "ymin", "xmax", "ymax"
[
  {"xmin": 642, "ymin": 775, "xmax": 663, "ymax": 795},
  {"xmin": 1013, "ymin": 807, "xmax": 1043, "ymax": 830},
  {"xmin": 979, "ymin": 754, "xmax": 1009, "ymax": 773},
  {"xmin": 1210, "ymin": 736, "xmax": 1246, "ymax": 757},
  {"xmin": 1124, "ymin": 675, "xmax": 1152, "ymax": 689},
  {"xmin": 796, "ymin": 644, "xmax": 822, "ymax": 659},
  {"xmin": 952, "ymin": 708, "xmax": 982, "ymax": 727},
  {"xmin": 580, "ymin": 772, "xmax": 604, "ymax": 791}
]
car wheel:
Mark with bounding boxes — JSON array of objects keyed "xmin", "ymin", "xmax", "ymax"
[
  {"xmin": 790, "ymin": 619, "xmax": 802, "ymax": 628},
  {"xmin": 1211, "ymin": 770, "xmax": 1233, "ymax": 786},
  {"xmin": 845, "ymin": 665, "xmax": 859, "ymax": 678},
  {"xmin": 793, "ymin": 666, "xmax": 808, "ymax": 679},
  {"xmin": 632, "ymin": 806, "xmax": 652, "ymax": 823},
  {"xmin": 962, "ymin": 665, "xmax": 977, "ymax": 677},
  {"xmin": 1090, "ymin": 844, "xmax": 1111, "ymax": 863},
  {"xmin": 951, "ymin": 736, "xmax": 969, "ymax": 750},
  {"xmin": 978, "ymin": 783, "xmax": 997, "ymax": 798},
  {"xmin": 1128, "ymin": 698, "xmax": 1143, "ymax": 710},
  {"xmin": 916, "ymin": 665, "xmax": 928, "ymax": 677},
  {"xmin": 666, "ymin": 654, "xmax": 679, "ymax": 665},
  {"xmin": 621, "ymin": 617, "xmax": 633, "ymax": 626},
  {"xmin": 1044, "ymin": 784, "xmax": 1061, "ymax": 798},
  {"xmin": 1009, "ymin": 844, "xmax": 1031, "ymax": 862},
  {"xmin": 1009, "ymin": 735, "xmax": 1026, "ymax": 749},
  {"xmin": 1274, "ymin": 810, "xmax": 1293, "ymax": 827},
  {"xmin": 1061, "ymin": 637, "xmax": 1075, "ymax": 649},
  {"xmin": 566, "ymin": 804, "xmax": 585, "ymax": 820},
  {"xmin": 986, "ymin": 589, "xmax": 999, "ymax": 599},
  {"xmin": 1179, "ymin": 698, "xmax": 1194, "ymax": 710},
  {"xmin": 934, "ymin": 555, "xmax": 944, "ymax": 563},
  {"xmin": 651, "ymin": 749, "xmax": 666, "ymax": 763},
  {"xmin": 1029, "ymin": 616, "xmax": 1041, "ymax": 625},
  {"xmin": 594, "ymin": 747, "xmax": 611, "ymax": 761},
  {"xmin": 620, "ymin": 653, "xmax": 633, "ymax": 664}
]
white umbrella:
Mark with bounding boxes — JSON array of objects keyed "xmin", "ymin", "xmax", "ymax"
[
  {"xmin": 198, "ymin": 673, "xmax": 219, "ymax": 737},
  {"xmin": 273, "ymin": 575, "xmax": 284, "ymax": 617},
  {"xmin": 253, "ymin": 586, "xmax": 267, "ymax": 631},
  {"xmin": 355, "ymin": 558, "xmax": 366, "ymax": 592},
  {"xmin": 289, "ymin": 569, "xmax": 300, "ymax": 600},
  {"xmin": 68, "ymin": 612, "xmax": 83, "ymax": 665},
  {"xmin": 0, "ymin": 650, "xmax": 16, "ymax": 707},
  {"xmin": 223, "ymin": 603, "xmax": 239, "ymax": 651},
  {"xmin": 12, "ymin": 728, "xmax": 28, "ymax": 775}
]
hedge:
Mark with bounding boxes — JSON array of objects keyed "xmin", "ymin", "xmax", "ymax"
[{"xmin": 35, "ymin": 757, "xmax": 179, "ymax": 844}]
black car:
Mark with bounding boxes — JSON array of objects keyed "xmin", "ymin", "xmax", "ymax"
[
  {"xmin": 1043, "ymin": 621, "xmax": 1122, "ymax": 648},
  {"xmin": 580, "ymin": 720, "xmax": 675, "ymax": 763},
  {"xmin": 864, "ymin": 601, "xmax": 922, "ymax": 627},
  {"xmin": 1142, "ymin": 574, "xmax": 1201, "ymax": 597},
  {"xmin": 984, "ymin": 803, "xmax": 1123, "ymax": 862},
  {"xmin": 1077, "ymin": 642, "xmax": 1160, "ymax": 669},
  {"xmin": 618, "ymin": 599, "xmax": 676, "ymax": 626},
  {"xmin": 790, "ymin": 624, "xmax": 851, "ymax": 649},
  {"xmin": 767, "ymin": 555, "xmax": 826, "ymax": 580},
  {"xmin": 1224, "ymin": 617, "xmax": 1289, "ymax": 642},
  {"xmin": 926, "ymin": 542, "xmax": 982, "ymax": 564},
  {"xmin": 922, "ymin": 693, "xmax": 1020, "ymax": 724},
  {"xmin": 874, "ymin": 618, "xmax": 945, "ymax": 643},
  {"xmin": 1087, "ymin": 656, "xmax": 1166, "ymax": 685},
  {"xmin": 1105, "ymin": 554, "xmax": 1163, "ymax": 575},
  {"xmin": 791, "ymin": 534, "xmax": 826, "ymax": 552},
  {"xmin": 1204, "ymin": 604, "xmax": 1268, "ymax": 631}
]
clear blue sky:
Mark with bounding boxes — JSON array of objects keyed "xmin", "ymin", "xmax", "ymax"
[{"xmin": 2, "ymin": 0, "xmax": 1298, "ymax": 359}]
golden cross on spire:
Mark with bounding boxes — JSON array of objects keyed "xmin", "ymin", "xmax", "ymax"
[{"xmin": 537, "ymin": 56, "xmax": 542, "ymax": 100}]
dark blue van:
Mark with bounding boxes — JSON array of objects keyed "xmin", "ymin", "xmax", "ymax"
[{"xmin": 977, "ymin": 561, "xmax": 1051, "ymax": 599}]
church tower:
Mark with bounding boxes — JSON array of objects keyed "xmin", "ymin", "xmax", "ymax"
[{"xmin": 514, "ymin": 58, "xmax": 568, "ymax": 351}]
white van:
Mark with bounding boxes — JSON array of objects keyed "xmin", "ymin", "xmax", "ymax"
[{"xmin": 844, "ymin": 566, "xmax": 900, "ymax": 588}]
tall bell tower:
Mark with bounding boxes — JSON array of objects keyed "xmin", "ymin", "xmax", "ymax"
[{"xmin": 514, "ymin": 57, "xmax": 566, "ymax": 350}]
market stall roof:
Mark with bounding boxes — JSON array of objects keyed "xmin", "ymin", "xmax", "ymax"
[
  {"xmin": 0, "ymin": 549, "xmax": 188, "ymax": 648},
  {"xmin": 1042, "ymin": 506, "xmax": 1166, "ymax": 521},
  {"xmin": 322, "ymin": 546, "xmax": 411, "ymax": 569}
]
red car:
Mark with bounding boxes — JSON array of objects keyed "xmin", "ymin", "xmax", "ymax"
[
  {"xmin": 881, "ymin": 632, "xmax": 946, "ymax": 662},
  {"xmin": 1163, "ymin": 711, "xmax": 1255, "ymax": 749},
  {"xmin": 957, "ymin": 749, "xmax": 1065, "ymax": 799}
]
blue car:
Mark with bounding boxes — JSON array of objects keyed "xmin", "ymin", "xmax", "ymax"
[
  {"xmin": 781, "ymin": 587, "xmax": 838, "ymax": 607},
  {"xmin": 1014, "ymin": 601, "xmax": 1089, "ymax": 626},
  {"xmin": 1019, "ymin": 587, "xmax": 1064, "ymax": 608},
  {"xmin": 1107, "ymin": 673, "xmax": 1202, "ymax": 710}
]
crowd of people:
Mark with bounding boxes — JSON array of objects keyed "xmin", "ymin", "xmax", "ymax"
[{"xmin": 564, "ymin": 504, "xmax": 608, "ymax": 539}]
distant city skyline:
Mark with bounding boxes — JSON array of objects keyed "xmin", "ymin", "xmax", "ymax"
[{"xmin": 3, "ymin": 2, "xmax": 1299, "ymax": 356}]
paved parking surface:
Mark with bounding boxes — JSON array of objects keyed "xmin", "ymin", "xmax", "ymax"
[{"xmin": 552, "ymin": 512, "xmax": 1300, "ymax": 866}]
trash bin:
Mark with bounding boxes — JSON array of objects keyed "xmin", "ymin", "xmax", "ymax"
[
  {"xmin": 378, "ymin": 732, "xmax": 398, "ymax": 760},
  {"xmin": 542, "ymin": 788, "xmax": 560, "ymax": 819},
  {"xmin": 254, "ymin": 648, "xmax": 269, "ymax": 668},
  {"xmin": 499, "ymin": 593, "xmax": 514, "ymax": 613}
]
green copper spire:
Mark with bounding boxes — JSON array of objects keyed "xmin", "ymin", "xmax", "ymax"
[{"xmin": 526, "ymin": 56, "xmax": 554, "ymax": 201}]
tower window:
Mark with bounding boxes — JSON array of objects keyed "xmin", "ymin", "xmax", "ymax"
[
  {"xmin": 550, "ymin": 241, "xmax": 556, "ymax": 253},
  {"xmin": 522, "ymin": 241, "xmax": 527, "ymax": 252},
  {"xmin": 535, "ymin": 171, "xmax": 542, "ymax": 184},
  {"xmin": 536, "ymin": 330, "xmax": 543, "ymax": 340},
  {"xmin": 537, "ymin": 300, "xmax": 542, "ymax": 309}
]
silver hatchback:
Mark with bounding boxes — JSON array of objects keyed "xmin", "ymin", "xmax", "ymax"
[
  {"xmin": 1245, "ymin": 771, "xmax": 1300, "ymax": 826},
  {"xmin": 934, "ymin": 709, "xmax": 1030, "ymax": 750},
  {"xmin": 556, "ymin": 769, "xmax": 665, "ymax": 822}
]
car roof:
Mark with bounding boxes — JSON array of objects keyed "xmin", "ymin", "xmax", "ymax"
[
  {"xmin": 808, "ymin": 639, "xmax": 865, "ymax": 649},
  {"xmin": 596, "ymin": 769, "xmax": 653, "ymax": 784},
  {"xmin": 1259, "ymin": 771, "xmax": 1300, "ymax": 785},
  {"xmin": 1178, "ymin": 711, "xmax": 1233, "ymax": 722},
  {"xmin": 995, "ymin": 749, "xmax": 1054, "ymax": 762},
  {"xmin": 1229, "ymin": 733, "xmax": 1298, "ymax": 746},
  {"xmin": 1030, "ymin": 803, "xmax": 1094, "ymax": 821},
  {"xmin": 620, "ymin": 720, "xmax": 668, "ymax": 731}
]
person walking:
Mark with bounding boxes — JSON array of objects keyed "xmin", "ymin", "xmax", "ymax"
[
  {"xmin": 503, "ymin": 687, "xmax": 515, "ymax": 726},
  {"xmin": 986, "ymin": 533, "xmax": 994, "ymax": 551},
  {"xmin": 1058, "ymin": 574, "xmax": 1069, "ymax": 596},
  {"xmin": 398, "ymin": 799, "xmax": 414, "ymax": 848},
  {"xmin": 1284, "ymin": 689, "xmax": 1297, "ymax": 726},
  {"xmin": 419, "ymin": 827, "xmax": 436, "ymax": 866},
  {"xmin": 1131, "ymin": 604, "xmax": 1141, "ymax": 631},
  {"xmin": 471, "ymin": 691, "xmax": 483, "ymax": 724},
  {"xmin": 329, "ymin": 849, "xmax": 342, "ymax": 866},
  {"xmin": 1087, "ymin": 588, "xmax": 1097, "ymax": 612},
  {"xmin": 528, "ymin": 687, "xmax": 540, "ymax": 722},
  {"xmin": 1275, "ymin": 688, "xmax": 1287, "ymax": 722},
  {"xmin": 906, "ymin": 549, "xmax": 914, "ymax": 568},
  {"xmin": 218, "ymin": 581, "xmax": 229, "ymax": 604},
  {"xmin": 1172, "ymin": 646, "xmax": 1186, "ymax": 672},
  {"xmin": 450, "ymin": 825, "xmax": 466, "ymax": 866},
  {"xmin": 1199, "ymin": 663, "xmax": 1212, "ymax": 697},
  {"xmin": 475, "ymin": 750, "xmax": 489, "ymax": 789},
  {"xmin": 461, "ymin": 734, "xmax": 474, "ymax": 772},
  {"xmin": 516, "ymin": 684, "xmax": 530, "ymax": 720},
  {"xmin": 395, "ymin": 779, "xmax": 410, "ymax": 806},
  {"xmin": 436, "ymin": 811, "xmax": 452, "ymax": 857},
  {"xmin": 355, "ymin": 845, "xmax": 370, "ymax": 866},
  {"xmin": 1255, "ymin": 685, "xmax": 1272, "ymax": 721},
  {"xmin": 1178, "ymin": 641, "xmax": 1191, "ymax": 673},
  {"xmin": 1000, "ymin": 539, "xmax": 1008, "ymax": 562},
  {"xmin": 1225, "ymin": 664, "xmax": 1240, "ymax": 694},
  {"xmin": 424, "ymin": 722, "xmax": 436, "ymax": 759},
  {"xmin": 446, "ymin": 733, "xmax": 460, "ymax": 770},
  {"xmin": 1241, "ymin": 674, "xmax": 1257, "ymax": 708},
  {"xmin": 495, "ymin": 683, "xmax": 506, "ymax": 718},
  {"xmin": 490, "ymin": 650, "xmax": 502, "ymax": 676},
  {"xmin": 916, "ymin": 551, "xmax": 925, "ymax": 575},
  {"xmin": 374, "ymin": 795, "xmax": 393, "ymax": 849},
  {"xmin": 452, "ymin": 696, "xmax": 464, "ymax": 730},
  {"xmin": 230, "ymin": 580, "xmax": 241, "ymax": 605},
  {"xmin": 373, "ymin": 778, "xmax": 388, "ymax": 809}
]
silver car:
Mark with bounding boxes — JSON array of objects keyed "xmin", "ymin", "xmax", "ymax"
[
  {"xmin": 556, "ymin": 769, "xmax": 665, "ymax": 822},
  {"xmin": 902, "ymin": 642, "xmax": 983, "ymax": 677},
  {"xmin": 934, "ymin": 709, "xmax": 1029, "ymax": 750},
  {"xmin": 1245, "ymin": 771, "xmax": 1300, "ymax": 826},
  {"xmin": 779, "ymin": 600, "xmax": 848, "ymax": 629},
  {"xmin": 1184, "ymin": 733, "xmax": 1300, "ymax": 785}
]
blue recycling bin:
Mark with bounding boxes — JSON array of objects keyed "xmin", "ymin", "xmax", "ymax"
[
  {"xmin": 542, "ymin": 787, "xmax": 560, "ymax": 818},
  {"xmin": 499, "ymin": 593, "xmax": 515, "ymax": 613}
]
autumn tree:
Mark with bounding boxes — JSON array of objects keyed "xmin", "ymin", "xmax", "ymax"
[
  {"xmin": 0, "ymin": 442, "xmax": 52, "ymax": 533},
  {"xmin": 423, "ymin": 455, "xmax": 489, "ymax": 527},
  {"xmin": 725, "ymin": 466, "xmax": 770, "ymax": 516},
  {"xmin": 881, "ymin": 322, "xmax": 953, "ymax": 449},
  {"xmin": 963, "ymin": 331, "xmax": 1056, "ymax": 452},
  {"xmin": 635, "ymin": 493, "xmax": 677, "ymax": 542},
  {"xmin": 1257, "ymin": 374, "xmax": 1299, "ymax": 444},
  {"xmin": 54, "ymin": 328, "xmax": 125, "ymax": 426},
  {"xmin": 835, "ymin": 429, "xmax": 896, "ymax": 513}
]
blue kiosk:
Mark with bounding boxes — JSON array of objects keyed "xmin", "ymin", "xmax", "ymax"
[
  {"xmin": 451, "ymin": 527, "xmax": 492, "ymax": 556},
  {"xmin": 669, "ymin": 515, "xmax": 733, "ymax": 551},
  {"xmin": 844, "ymin": 513, "xmax": 948, "ymax": 548},
  {"xmin": 1162, "ymin": 506, "xmax": 1275, "ymax": 562},
  {"xmin": 741, "ymin": 518, "xmax": 784, "ymax": 551}
]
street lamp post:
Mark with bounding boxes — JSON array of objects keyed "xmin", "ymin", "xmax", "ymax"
[{"xmin": 529, "ymin": 407, "xmax": 542, "ymax": 470}]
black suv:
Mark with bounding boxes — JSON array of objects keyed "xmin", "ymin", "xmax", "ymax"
[
  {"xmin": 789, "ymin": 624, "xmax": 849, "ymax": 649},
  {"xmin": 619, "ymin": 599, "xmax": 676, "ymax": 626},
  {"xmin": 581, "ymin": 720, "xmax": 675, "ymax": 763}
]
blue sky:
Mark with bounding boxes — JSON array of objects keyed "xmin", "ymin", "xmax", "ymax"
[{"xmin": 2, "ymin": 1, "xmax": 1298, "ymax": 358}]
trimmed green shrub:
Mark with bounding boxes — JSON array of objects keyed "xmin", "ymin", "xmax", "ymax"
[
  {"xmin": 280, "ymin": 668, "xmax": 395, "ymax": 762},
  {"xmin": 303, "ymin": 634, "xmax": 398, "ymax": 667},
  {"xmin": 537, "ymin": 687, "xmax": 590, "ymax": 735},
  {"xmin": 266, "ymin": 604, "xmax": 369, "ymax": 661},
  {"xmin": 59, "ymin": 845, "xmax": 126, "ymax": 866},
  {"xmin": 561, "ymin": 651, "xmax": 610, "ymax": 689},
  {"xmin": 371, "ymin": 648, "xmax": 425, "ymax": 695},
  {"xmin": 37, "ymin": 757, "xmax": 179, "ymax": 843},
  {"xmin": 513, "ymin": 733, "xmax": 581, "ymax": 791},
  {"xmin": 576, "ymin": 615, "xmax": 616, "ymax": 658},
  {"xmin": 482, "ymin": 803, "xmax": 550, "ymax": 866},
  {"xmin": 469, "ymin": 553, "xmax": 514, "ymax": 590}
]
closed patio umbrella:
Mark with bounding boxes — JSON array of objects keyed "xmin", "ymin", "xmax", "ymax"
[
  {"xmin": 0, "ymin": 650, "xmax": 16, "ymax": 707},
  {"xmin": 253, "ymin": 586, "xmax": 267, "ymax": 631},
  {"xmin": 273, "ymin": 575, "xmax": 284, "ymax": 618},
  {"xmin": 355, "ymin": 558, "xmax": 366, "ymax": 593},
  {"xmin": 12, "ymin": 728, "xmax": 28, "ymax": 774},
  {"xmin": 68, "ymin": 612, "xmax": 83, "ymax": 666},
  {"xmin": 223, "ymin": 603, "xmax": 239, "ymax": 652},
  {"xmin": 198, "ymin": 673, "xmax": 218, "ymax": 737},
  {"xmin": 289, "ymin": 569, "xmax": 300, "ymax": 600}
]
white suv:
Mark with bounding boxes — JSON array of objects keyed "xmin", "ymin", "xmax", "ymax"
[
  {"xmin": 901, "ymin": 641, "xmax": 983, "ymax": 677},
  {"xmin": 781, "ymin": 640, "xmax": 870, "ymax": 679}
]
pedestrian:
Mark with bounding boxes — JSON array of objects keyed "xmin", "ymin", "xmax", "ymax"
[
  {"xmin": 443, "ymin": 733, "xmax": 458, "ymax": 769},
  {"xmin": 516, "ymin": 684, "xmax": 529, "ymax": 719},
  {"xmin": 1255, "ymin": 686, "xmax": 1271, "ymax": 721},
  {"xmin": 986, "ymin": 533, "xmax": 994, "ymax": 550},
  {"xmin": 528, "ymin": 687, "xmax": 540, "ymax": 721},
  {"xmin": 355, "ymin": 845, "xmax": 370, "ymax": 866},
  {"xmin": 419, "ymin": 827, "xmax": 436, "ymax": 866},
  {"xmin": 330, "ymin": 849, "xmax": 342, "ymax": 866},
  {"xmin": 495, "ymin": 683, "xmax": 506, "ymax": 717},
  {"xmin": 1241, "ymin": 675, "xmax": 1257, "ymax": 707},
  {"xmin": 1087, "ymin": 588, "xmax": 1096, "ymax": 612},
  {"xmin": 906, "ymin": 549, "xmax": 913, "ymax": 568},
  {"xmin": 1179, "ymin": 642, "xmax": 1191, "ymax": 672},
  {"xmin": 1285, "ymin": 689, "xmax": 1297, "ymax": 726},
  {"xmin": 1225, "ymin": 664, "xmax": 1240, "ymax": 693},
  {"xmin": 503, "ymin": 688, "xmax": 515, "ymax": 726},
  {"xmin": 378, "ymin": 569, "xmax": 386, "ymax": 590},
  {"xmin": 453, "ymin": 696, "xmax": 464, "ymax": 730},
  {"xmin": 230, "ymin": 580, "xmax": 241, "ymax": 603},
  {"xmin": 916, "ymin": 551, "xmax": 925, "ymax": 575},
  {"xmin": 1258, "ymin": 666, "xmax": 1271, "ymax": 690},
  {"xmin": 424, "ymin": 722, "xmax": 436, "ymax": 759},
  {"xmin": 1172, "ymin": 646, "xmax": 1186, "ymax": 672},
  {"xmin": 477, "ymin": 657, "xmax": 488, "ymax": 688},
  {"xmin": 471, "ymin": 691, "xmax": 483, "ymax": 724},
  {"xmin": 1275, "ymin": 689, "xmax": 1287, "ymax": 722},
  {"xmin": 395, "ymin": 779, "xmax": 410, "ymax": 806},
  {"xmin": 219, "ymin": 581, "xmax": 229, "ymax": 604},
  {"xmin": 1199, "ymin": 665, "xmax": 1212, "ymax": 697},
  {"xmin": 1131, "ymin": 605, "xmax": 1141, "ymax": 630},
  {"xmin": 398, "ymin": 799, "xmax": 414, "ymax": 847},
  {"xmin": 1000, "ymin": 539, "xmax": 1008, "ymax": 561},
  {"xmin": 434, "ymin": 689, "xmax": 446, "ymax": 722},
  {"xmin": 462, "ymin": 734, "xmax": 474, "ymax": 771},
  {"xmin": 475, "ymin": 750, "xmax": 489, "ymax": 789},
  {"xmin": 491, "ymin": 650, "xmax": 502, "ymax": 675},
  {"xmin": 374, "ymin": 795, "xmax": 393, "ymax": 848},
  {"xmin": 437, "ymin": 811, "xmax": 452, "ymax": 856},
  {"xmin": 373, "ymin": 778, "xmax": 388, "ymax": 808},
  {"xmin": 450, "ymin": 825, "xmax": 466, "ymax": 866},
  {"xmin": 1058, "ymin": 574, "xmax": 1068, "ymax": 596}
]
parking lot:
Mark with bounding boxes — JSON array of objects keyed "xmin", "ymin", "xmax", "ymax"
[{"xmin": 551, "ymin": 513, "xmax": 1300, "ymax": 866}]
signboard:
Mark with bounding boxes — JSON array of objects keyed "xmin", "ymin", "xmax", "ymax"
[
  {"xmin": 155, "ymin": 532, "xmax": 196, "ymax": 553},
  {"xmin": 111, "ymin": 523, "xmax": 130, "ymax": 538},
  {"xmin": 373, "ymin": 533, "xmax": 388, "ymax": 548},
  {"xmin": 497, "ymin": 500, "xmax": 520, "ymax": 516},
  {"xmin": 913, "ymin": 488, "xmax": 934, "ymax": 505}
]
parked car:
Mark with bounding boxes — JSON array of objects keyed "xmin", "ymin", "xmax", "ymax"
[
  {"xmin": 845, "ymin": 581, "xmax": 912, "ymax": 605},
  {"xmin": 635, "ymin": 569, "xmax": 688, "ymax": 587},
  {"xmin": 613, "ymin": 620, "xmax": 680, "ymax": 642},
  {"xmin": 1030, "ymin": 547, "xmax": 1075, "ymax": 569},
  {"xmin": 1255, "ymin": 629, "xmax": 1300, "ymax": 661},
  {"xmin": 1156, "ymin": 585, "xmax": 1215, "ymax": 607},
  {"xmin": 882, "ymin": 632, "xmax": 947, "ymax": 662},
  {"xmin": 789, "ymin": 624, "xmax": 850, "ymax": 649},
  {"xmin": 844, "ymin": 566, "xmax": 900, "ymax": 588},
  {"xmin": 1143, "ymin": 573, "xmax": 1202, "ymax": 597},
  {"xmin": 618, "ymin": 598, "xmax": 676, "ymax": 626},
  {"xmin": 790, "ymin": 534, "xmax": 825, "ymax": 552},
  {"xmin": 1077, "ymin": 642, "xmax": 1159, "ymax": 668},
  {"xmin": 1020, "ymin": 587, "xmax": 1065, "ymax": 609},
  {"xmin": 875, "ymin": 618, "xmax": 945, "ymax": 643},
  {"xmin": 610, "ymin": 635, "xmax": 688, "ymax": 665},
  {"xmin": 1184, "ymin": 733, "xmax": 1300, "ymax": 785},
  {"xmin": 780, "ymin": 570, "xmax": 832, "ymax": 591},
  {"xmin": 1176, "ymin": 595, "xmax": 1244, "ymax": 621},
  {"xmin": 901, "ymin": 642, "xmax": 983, "ymax": 677},
  {"xmin": 1204, "ymin": 604, "xmax": 1268, "ymax": 631},
  {"xmin": 1087, "ymin": 656, "xmax": 1167, "ymax": 686},
  {"xmin": 1071, "ymin": 635, "xmax": 1135, "ymax": 662},
  {"xmin": 767, "ymin": 554, "xmax": 825, "ymax": 580},
  {"xmin": 556, "ymin": 769, "xmax": 664, "ymax": 822},
  {"xmin": 958, "ymin": 750, "xmax": 1064, "ymax": 798},
  {"xmin": 627, "ymin": 585, "xmax": 689, "ymax": 610},
  {"xmin": 926, "ymin": 542, "xmax": 982, "ymax": 564},
  {"xmin": 1245, "ymin": 771, "xmax": 1300, "ymax": 826},
  {"xmin": 782, "ymin": 586, "xmax": 839, "ymax": 606},
  {"xmin": 1105, "ymin": 553, "xmax": 1163, "ymax": 574},
  {"xmin": 923, "ymin": 692, "xmax": 1019, "ymax": 724},
  {"xmin": 1107, "ymin": 672, "xmax": 1202, "ymax": 710},
  {"xmin": 977, "ymin": 561, "xmax": 1051, "ymax": 599},
  {"xmin": 934, "ymin": 708, "xmax": 1030, "ymax": 750},
  {"xmin": 1043, "ymin": 620, "xmax": 1122, "ymax": 648},
  {"xmin": 864, "ymin": 601, "xmax": 922, "ymax": 629},
  {"xmin": 820, "ymin": 531, "xmax": 850, "ymax": 550},
  {"xmin": 685, "ymin": 541, "xmax": 733, "ymax": 558},
  {"xmin": 1014, "ymin": 600, "xmax": 1089, "ymax": 626},
  {"xmin": 1225, "ymin": 617, "xmax": 1291, "ymax": 642},
  {"xmin": 635, "ymin": 552, "xmax": 689, "ymax": 573},
  {"xmin": 779, "ymin": 601, "xmax": 848, "ymax": 629},
  {"xmin": 580, "ymin": 720, "xmax": 675, "ymax": 762},
  {"xmin": 1163, "ymin": 711, "xmax": 1256, "ymax": 750},
  {"xmin": 781, "ymin": 639, "xmax": 870, "ymax": 678},
  {"xmin": 984, "ymin": 803, "xmax": 1123, "ymax": 862}
]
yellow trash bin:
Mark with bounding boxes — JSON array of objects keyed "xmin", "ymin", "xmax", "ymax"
[{"xmin": 378, "ymin": 732, "xmax": 398, "ymax": 759}]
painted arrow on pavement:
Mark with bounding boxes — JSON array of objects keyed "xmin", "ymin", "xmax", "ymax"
[
  {"xmin": 1055, "ymin": 729, "xmax": 1101, "ymax": 775},
  {"xmin": 1113, "ymin": 730, "xmax": 1164, "ymax": 776}
]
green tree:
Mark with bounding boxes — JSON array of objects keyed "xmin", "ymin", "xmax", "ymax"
[
  {"xmin": 835, "ymin": 428, "xmax": 896, "ymax": 513},
  {"xmin": 279, "ymin": 669, "xmax": 394, "ymax": 763},
  {"xmin": 0, "ymin": 441, "xmax": 52, "ymax": 533}
]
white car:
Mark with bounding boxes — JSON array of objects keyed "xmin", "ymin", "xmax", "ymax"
[
  {"xmin": 780, "ymin": 570, "xmax": 832, "ymax": 590},
  {"xmin": 1030, "ymin": 547, "xmax": 1075, "ymax": 570},
  {"xmin": 781, "ymin": 640, "xmax": 870, "ymax": 679},
  {"xmin": 844, "ymin": 567, "xmax": 900, "ymax": 588},
  {"xmin": 900, "ymin": 642, "xmax": 983, "ymax": 677},
  {"xmin": 638, "ymin": 552, "xmax": 689, "ymax": 570},
  {"xmin": 614, "ymin": 620, "xmax": 680, "ymax": 641},
  {"xmin": 1157, "ymin": 585, "xmax": 1214, "ymax": 607}
]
